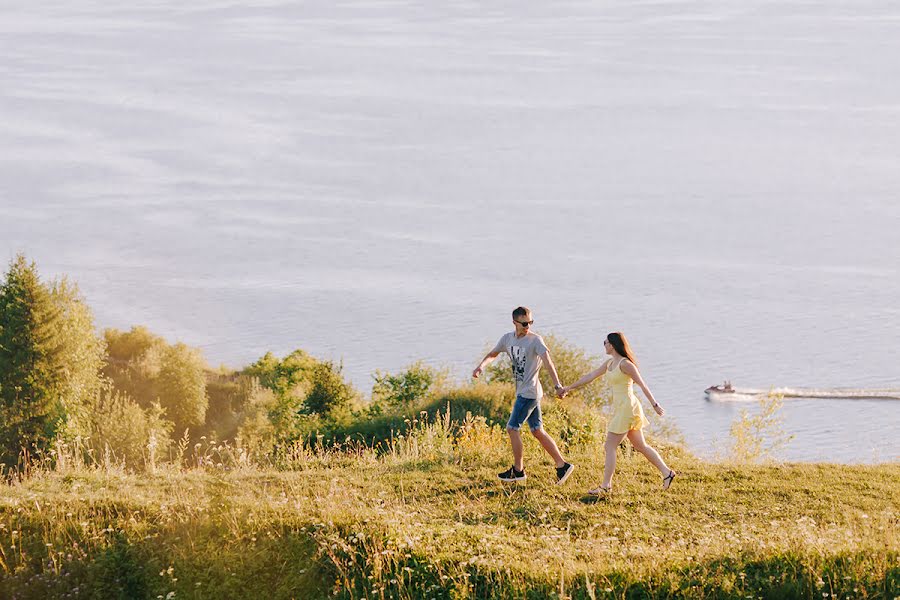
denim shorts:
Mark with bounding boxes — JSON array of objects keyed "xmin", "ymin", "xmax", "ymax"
[{"xmin": 506, "ymin": 395, "xmax": 543, "ymax": 431}]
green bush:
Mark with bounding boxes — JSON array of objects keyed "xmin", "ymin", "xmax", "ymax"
[
  {"xmin": 81, "ymin": 385, "xmax": 172, "ymax": 469},
  {"xmin": 302, "ymin": 361, "xmax": 357, "ymax": 420},
  {"xmin": 103, "ymin": 327, "xmax": 209, "ymax": 436},
  {"xmin": 332, "ymin": 382, "xmax": 514, "ymax": 446},
  {"xmin": 371, "ymin": 361, "xmax": 446, "ymax": 412}
]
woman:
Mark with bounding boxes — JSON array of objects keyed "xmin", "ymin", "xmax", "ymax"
[{"xmin": 560, "ymin": 332, "xmax": 676, "ymax": 494}]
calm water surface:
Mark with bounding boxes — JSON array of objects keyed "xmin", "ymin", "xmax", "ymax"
[{"xmin": 2, "ymin": 1, "xmax": 899, "ymax": 462}]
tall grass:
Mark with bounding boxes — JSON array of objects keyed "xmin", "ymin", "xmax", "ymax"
[{"xmin": 1, "ymin": 408, "xmax": 897, "ymax": 599}]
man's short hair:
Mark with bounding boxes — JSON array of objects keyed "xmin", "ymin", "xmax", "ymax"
[{"xmin": 512, "ymin": 306, "xmax": 531, "ymax": 319}]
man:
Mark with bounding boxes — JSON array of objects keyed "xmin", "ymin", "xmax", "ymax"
[{"xmin": 472, "ymin": 307, "xmax": 575, "ymax": 484}]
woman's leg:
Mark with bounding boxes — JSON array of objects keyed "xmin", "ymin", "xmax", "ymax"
[
  {"xmin": 601, "ymin": 432, "xmax": 628, "ymax": 489},
  {"xmin": 626, "ymin": 429, "xmax": 671, "ymax": 477}
]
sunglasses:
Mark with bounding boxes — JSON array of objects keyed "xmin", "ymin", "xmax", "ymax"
[{"xmin": 515, "ymin": 320, "xmax": 534, "ymax": 327}]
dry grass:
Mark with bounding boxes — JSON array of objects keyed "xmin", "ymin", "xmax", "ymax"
[{"xmin": 1, "ymin": 415, "xmax": 897, "ymax": 599}]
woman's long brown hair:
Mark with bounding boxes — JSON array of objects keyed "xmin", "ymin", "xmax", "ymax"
[{"xmin": 607, "ymin": 332, "xmax": 638, "ymax": 366}]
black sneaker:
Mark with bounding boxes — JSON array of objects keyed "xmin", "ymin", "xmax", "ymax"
[
  {"xmin": 498, "ymin": 466, "xmax": 526, "ymax": 482},
  {"xmin": 555, "ymin": 462, "xmax": 575, "ymax": 485}
]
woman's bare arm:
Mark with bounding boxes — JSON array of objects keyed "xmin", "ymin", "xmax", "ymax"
[{"xmin": 620, "ymin": 360, "xmax": 665, "ymax": 416}]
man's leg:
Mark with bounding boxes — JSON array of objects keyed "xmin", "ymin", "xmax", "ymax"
[
  {"xmin": 507, "ymin": 427, "xmax": 524, "ymax": 471},
  {"xmin": 531, "ymin": 428, "xmax": 565, "ymax": 468},
  {"xmin": 525, "ymin": 401, "xmax": 567, "ymax": 469},
  {"xmin": 505, "ymin": 395, "xmax": 534, "ymax": 472}
]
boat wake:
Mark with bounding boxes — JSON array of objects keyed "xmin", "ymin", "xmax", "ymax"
[{"xmin": 705, "ymin": 386, "xmax": 900, "ymax": 402}]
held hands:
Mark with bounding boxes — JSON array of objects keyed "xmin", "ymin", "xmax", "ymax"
[{"xmin": 555, "ymin": 384, "xmax": 568, "ymax": 399}]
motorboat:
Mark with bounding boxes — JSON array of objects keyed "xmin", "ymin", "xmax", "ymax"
[
  {"xmin": 704, "ymin": 382, "xmax": 900, "ymax": 401},
  {"xmin": 704, "ymin": 381, "xmax": 735, "ymax": 399}
]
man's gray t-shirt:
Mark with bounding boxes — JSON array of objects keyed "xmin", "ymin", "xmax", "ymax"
[{"xmin": 492, "ymin": 331, "xmax": 549, "ymax": 400}]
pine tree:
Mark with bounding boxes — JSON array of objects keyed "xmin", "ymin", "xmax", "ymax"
[{"xmin": 0, "ymin": 254, "xmax": 66, "ymax": 468}]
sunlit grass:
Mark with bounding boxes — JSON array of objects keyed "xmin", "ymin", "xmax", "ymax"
[{"xmin": 1, "ymin": 415, "xmax": 897, "ymax": 599}]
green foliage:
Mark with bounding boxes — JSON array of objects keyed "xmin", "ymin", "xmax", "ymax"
[
  {"xmin": 157, "ymin": 343, "xmax": 208, "ymax": 432},
  {"xmin": 371, "ymin": 361, "xmax": 444, "ymax": 412},
  {"xmin": 540, "ymin": 397, "xmax": 608, "ymax": 451},
  {"xmin": 0, "ymin": 255, "xmax": 68, "ymax": 467},
  {"xmin": 103, "ymin": 327, "xmax": 208, "ymax": 435},
  {"xmin": 90, "ymin": 533, "xmax": 152, "ymax": 599},
  {"xmin": 302, "ymin": 361, "xmax": 357, "ymax": 423},
  {"xmin": 234, "ymin": 377, "xmax": 280, "ymax": 454},
  {"xmin": 429, "ymin": 382, "xmax": 514, "ymax": 425},
  {"xmin": 730, "ymin": 392, "xmax": 796, "ymax": 463},
  {"xmin": 82, "ymin": 385, "xmax": 173, "ymax": 468},
  {"xmin": 203, "ymin": 374, "xmax": 243, "ymax": 440},
  {"xmin": 244, "ymin": 349, "xmax": 317, "ymax": 400},
  {"xmin": 242, "ymin": 349, "xmax": 327, "ymax": 444},
  {"xmin": 46, "ymin": 278, "xmax": 108, "ymax": 441},
  {"xmin": 204, "ymin": 372, "xmax": 270, "ymax": 441},
  {"xmin": 103, "ymin": 326, "xmax": 167, "ymax": 407},
  {"xmin": 332, "ymin": 382, "xmax": 515, "ymax": 445}
]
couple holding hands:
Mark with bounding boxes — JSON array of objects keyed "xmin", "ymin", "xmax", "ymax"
[{"xmin": 472, "ymin": 306, "xmax": 676, "ymax": 495}]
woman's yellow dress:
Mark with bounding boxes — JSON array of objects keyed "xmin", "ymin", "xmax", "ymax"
[{"xmin": 606, "ymin": 359, "xmax": 650, "ymax": 434}]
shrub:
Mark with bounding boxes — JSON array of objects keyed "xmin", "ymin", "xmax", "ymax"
[
  {"xmin": 82, "ymin": 385, "xmax": 173, "ymax": 469},
  {"xmin": 103, "ymin": 327, "xmax": 210, "ymax": 436},
  {"xmin": 302, "ymin": 361, "xmax": 358, "ymax": 421},
  {"xmin": 371, "ymin": 361, "xmax": 446, "ymax": 412},
  {"xmin": 234, "ymin": 378, "xmax": 280, "ymax": 455},
  {"xmin": 730, "ymin": 392, "xmax": 795, "ymax": 463},
  {"xmin": 243, "ymin": 349, "xmax": 317, "ymax": 401},
  {"xmin": 156, "ymin": 343, "xmax": 208, "ymax": 433}
]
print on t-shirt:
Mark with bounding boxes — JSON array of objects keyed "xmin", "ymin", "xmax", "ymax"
[{"xmin": 510, "ymin": 345, "xmax": 526, "ymax": 383}]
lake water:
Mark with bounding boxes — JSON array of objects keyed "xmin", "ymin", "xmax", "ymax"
[{"xmin": 2, "ymin": 0, "xmax": 899, "ymax": 462}]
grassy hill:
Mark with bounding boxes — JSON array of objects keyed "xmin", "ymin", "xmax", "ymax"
[{"xmin": 1, "ymin": 422, "xmax": 896, "ymax": 600}]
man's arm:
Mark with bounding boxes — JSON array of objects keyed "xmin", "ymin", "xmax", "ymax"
[
  {"xmin": 540, "ymin": 350, "xmax": 563, "ymax": 390},
  {"xmin": 472, "ymin": 350, "xmax": 501, "ymax": 379}
]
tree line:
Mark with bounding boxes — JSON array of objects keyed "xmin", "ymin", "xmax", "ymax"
[
  {"xmin": 0, "ymin": 255, "xmax": 370, "ymax": 473},
  {"xmin": 1, "ymin": 254, "xmax": 614, "ymax": 474}
]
